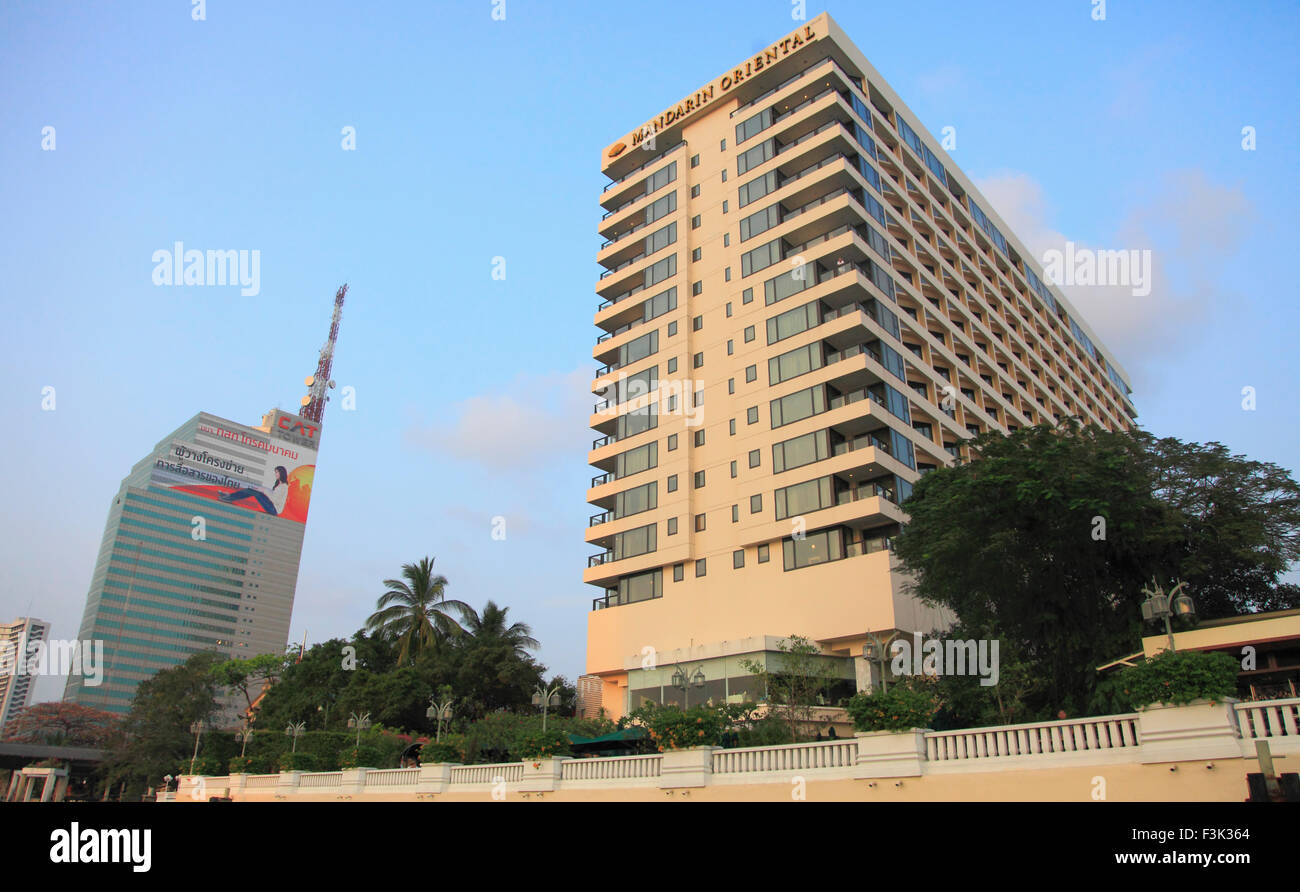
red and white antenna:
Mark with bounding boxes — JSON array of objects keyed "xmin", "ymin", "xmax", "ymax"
[{"xmin": 300, "ymin": 284, "xmax": 347, "ymax": 424}]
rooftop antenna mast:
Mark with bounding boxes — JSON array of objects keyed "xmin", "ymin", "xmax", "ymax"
[{"xmin": 301, "ymin": 284, "xmax": 347, "ymax": 424}]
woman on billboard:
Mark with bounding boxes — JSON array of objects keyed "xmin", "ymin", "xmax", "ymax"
[{"xmin": 219, "ymin": 465, "xmax": 290, "ymax": 516}]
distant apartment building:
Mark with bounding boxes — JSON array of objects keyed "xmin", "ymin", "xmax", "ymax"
[
  {"xmin": 583, "ymin": 13, "xmax": 1135, "ymax": 718},
  {"xmin": 64, "ymin": 409, "xmax": 322, "ymax": 714},
  {"xmin": 0, "ymin": 617, "xmax": 52, "ymax": 732}
]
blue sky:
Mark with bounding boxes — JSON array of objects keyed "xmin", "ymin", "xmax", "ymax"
[{"xmin": 2, "ymin": 0, "xmax": 1297, "ymax": 702}]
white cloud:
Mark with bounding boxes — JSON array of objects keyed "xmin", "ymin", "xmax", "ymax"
[
  {"xmin": 974, "ymin": 169, "xmax": 1253, "ymax": 383},
  {"xmin": 405, "ymin": 366, "xmax": 592, "ymax": 471}
]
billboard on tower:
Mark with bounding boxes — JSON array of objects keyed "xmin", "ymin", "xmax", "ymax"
[{"xmin": 149, "ymin": 410, "xmax": 321, "ymax": 524}]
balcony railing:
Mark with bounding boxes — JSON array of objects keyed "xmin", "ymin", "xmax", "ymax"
[
  {"xmin": 589, "ymin": 511, "xmax": 611, "ymax": 527},
  {"xmin": 601, "ymin": 140, "xmax": 685, "ymax": 194},
  {"xmin": 588, "ymin": 551, "xmax": 614, "ymax": 568},
  {"xmin": 591, "ymin": 472, "xmax": 611, "ymax": 487}
]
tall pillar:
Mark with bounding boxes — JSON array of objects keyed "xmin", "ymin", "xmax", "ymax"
[
  {"xmin": 4, "ymin": 772, "xmax": 20, "ymax": 803},
  {"xmin": 40, "ymin": 773, "xmax": 55, "ymax": 802}
]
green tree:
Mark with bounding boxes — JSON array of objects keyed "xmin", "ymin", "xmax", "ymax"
[
  {"xmin": 894, "ymin": 422, "xmax": 1300, "ymax": 717},
  {"xmin": 463, "ymin": 600, "xmax": 540, "ymax": 660},
  {"xmin": 211, "ymin": 652, "xmax": 287, "ymax": 716},
  {"xmin": 365, "ymin": 557, "xmax": 474, "ymax": 665},
  {"xmin": 741, "ymin": 635, "xmax": 840, "ymax": 742},
  {"xmin": 1, "ymin": 702, "xmax": 122, "ymax": 748},
  {"xmin": 102, "ymin": 651, "xmax": 223, "ymax": 791}
]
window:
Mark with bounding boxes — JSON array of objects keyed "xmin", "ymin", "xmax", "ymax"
[
  {"xmin": 667, "ymin": 321, "xmax": 677, "ymax": 337},
  {"xmin": 690, "ymin": 154, "xmax": 700, "ymax": 168},
  {"xmin": 692, "ymin": 281, "xmax": 702, "ymax": 296},
  {"xmin": 673, "ymin": 563, "xmax": 684, "ymax": 581},
  {"xmin": 644, "ymin": 254, "xmax": 676, "ymax": 289},
  {"xmin": 613, "ymin": 481, "xmax": 657, "ymax": 519},
  {"xmin": 740, "ymin": 205, "xmax": 780, "ymax": 242},
  {"xmin": 723, "ymin": 200, "xmax": 729, "ymax": 214},
  {"xmin": 721, "ymin": 169, "xmax": 728, "ymax": 183},
  {"xmin": 693, "ymin": 315, "xmax": 703, "ymax": 331},
  {"xmin": 736, "ymin": 107, "xmax": 773, "ymax": 145},
  {"xmin": 692, "ymin": 247, "xmax": 702, "ymax": 262},
  {"xmin": 694, "ymin": 513, "xmax": 706, "ymax": 532},
  {"xmin": 750, "ymin": 494, "xmax": 763, "ymax": 514},
  {"xmin": 744, "ymin": 325, "xmax": 756, "ymax": 343},
  {"xmin": 770, "ymin": 385, "xmax": 826, "ymax": 428},
  {"xmin": 667, "ymin": 433, "xmax": 678, "ymax": 451},
  {"xmin": 773, "ymin": 430, "xmax": 830, "ymax": 473},
  {"xmin": 729, "ymin": 419, "xmax": 736, "ymax": 436},
  {"xmin": 612, "ymin": 522, "xmax": 657, "ymax": 560},
  {"xmin": 694, "ymin": 470, "xmax": 706, "ymax": 488},
  {"xmin": 747, "ymin": 406, "xmax": 759, "ymax": 425},
  {"xmin": 614, "ymin": 441, "xmax": 658, "ymax": 479},
  {"xmin": 695, "ymin": 558, "xmax": 707, "ymax": 578},
  {"xmin": 727, "ymin": 340, "xmax": 734, "ymax": 356},
  {"xmin": 774, "ymin": 476, "xmax": 833, "ymax": 520},
  {"xmin": 617, "ymin": 568, "xmax": 663, "ymax": 603},
  {"xmin": 668, "ymin": 516, "xmax": 678, "ymax": 535},
  {"xmin": 644, "ymin": 192, "xmax": 677, "ymax": 226},
  {"xmin": 737, "ymin": 138, "xmax": 775, "ymax": 175},
  {"xmin": 667, "ymin": 474, "xmax": 678, "ymax": 492},
  {"xmin": 741, "ymin": 239, "xmax": 782, "ymax": 277},
  {"xmin": 728, "ymin": 378, "xmax": 735, "ymax": 395},
  {"xmin": 694, "ymin": 430, "xmax": 705, "ymax": 447},
  {"xmin": 691, "ymin": 184, "xmax": 701, "ymax": 198},
  {"xmin": 766, "ymin": 301, "xmax": 820, "ymax": 345},
  {"xmin": 757, "ymin": 543, "xmax": 770, "ymax": 563},
  {"xmin": 723, "ymin": 233, "xmax": 730, "ymax": 247},
  {"xmin": 693, "ymin": 352, "xmax": 704, "ymax": 369},
  {"xmin": 643, "ymin": 286, "xmax": 677, "ymax": 322},
  {"xmin": 720, "ymin": 138, "xmax": 727, "ymax": 151},
  {"xmin": 745, "ymin": 364, "xmax": 757, "ymax": 383},
  {"xmin": 692, "ymin": 214, "xmax": 701, "ymax": 229},
  {"xmin": 644, "ymin": 162, "xmax": 676, "ymax": 195},
  {"xmin": 618, "ymin": 329, "xmax": 658, "ymax": 366},
  {"xmin": 730, "ymin": 460, "xmax": 737, "ymax": 478},
  {"xmin": 733, "ymin": 549, "xmax": 745, "ymax": 568},
  {"xmin": 769, "ymin": 342, "xmax": 824, "ymax": 385},
  {"xmin": 739, "ymin": 170, "xmax": 778, "ymax": 208},
  {"xmin": 783, "ymin": 528, "xmax": 843, "ymax": 571},
  {"xmin": 724, "ymin": 267, "xmax": 731, "ymax": 282},
  {"xmin": 748, "ymin": 449, "xmax": 760, "ymax": 468},
  {"xmin": 743, "ymin": 287, "xmax": 754, "ymax": 304}
]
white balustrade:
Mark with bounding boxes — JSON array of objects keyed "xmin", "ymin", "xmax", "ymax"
[{"xmin": 925, "ymin": 714, "xmax": 1140, "ymax": 761}]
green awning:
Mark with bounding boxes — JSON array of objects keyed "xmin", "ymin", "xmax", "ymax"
[{"xmin": 566, "ymin": 728, "xmax": 647, "ymax": 747}]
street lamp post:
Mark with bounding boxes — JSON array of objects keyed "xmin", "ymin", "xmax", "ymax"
[
  {"xmin": 532, "ymin": 684, "xmax": 563, "ymax": 732},
  {"xmin": 188, "ymin": 720, "xmax": 205, "ymax": 775},
  {"xmin": 669, "ymin": 664, "xmax": 706, "ymax": 709},
  {"xmin": 862, "ymin": 631, "xmax": 900, "ymax": 693},
  {"xmin": 1141, "ymin": 578, "xmax": 1197, "ymax": 652},
  {"xmin": 426, "ymin": 689, "xmax": 454, "ymax": 742},
  {"xmin": 235, "ymin": 726, "xmax": 254, "ymax": 758},
  {"xmin": 285, "ymin": 721, "xmax": 306, "ymax": 753},
  {"xmin": 347, "ymin": 712, "xmax": 371, "ymax": 749}
]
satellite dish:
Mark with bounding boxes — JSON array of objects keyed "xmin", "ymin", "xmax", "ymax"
[{"xmin": 304, "ymin": 375, "xmax": 316, "ymax": 387}]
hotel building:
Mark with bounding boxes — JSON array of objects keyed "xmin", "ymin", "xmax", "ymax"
[
  {"xmin": 0, "ymin": 617, "xmax": 52, "ymax": 732},
  {"xmin": 583, "ymin": 13, "xmax": 1135, "ymax": 718},
  {"xmin": 64, "ymin": 409, "xmax": 321, "ymax": 715}
]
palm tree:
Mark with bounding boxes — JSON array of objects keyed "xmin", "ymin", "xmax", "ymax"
[
  {"xmin": 463, "ymin": 600, "xmax": 539, "ymax": 660},
  {"xmin": 365, "ymin": 558, "xmax": 473, "ymax": 664}
]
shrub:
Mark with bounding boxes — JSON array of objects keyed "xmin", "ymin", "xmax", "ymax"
[
  {"xmin": 180, "ymin": 756, "xmax": 224, "ymax": 777},
  {"xmin": 520, "ymin": 728, "xmax": 571, "ymax": 760},
  {"xmin": 1116, "ymin": 649, "xmax": 1239, "ymax": 708},
  {"xmin": 337, "ymin": 746, "xmax": 383, "ymax": 769},
  {"xmin": 622, "ymin": 704, "xmax": 727, "ymax": 751},
  {"xmin": 227, "ymin": 756, "xmax": 255, "ymax": 774},
  {"xmin": 278, "ymin": 751, "xmax": 318, "ymax": 772},
  {"xmin": 846, "ymin": 680, "xmax": 941, "ymax": 732},
  {"xmin": 420, "ymin": 734, "xmax": 466, "ymax": 765}
]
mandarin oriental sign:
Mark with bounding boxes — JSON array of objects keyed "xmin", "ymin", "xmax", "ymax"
[{"xmin": 608, "ymin": 22, "xmax": 821, "ymax": 161}]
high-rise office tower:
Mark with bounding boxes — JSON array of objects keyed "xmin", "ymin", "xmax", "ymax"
[
  {"xmin": 583, "ymin": 13, "xmax": 1135, "ymax": 718},
  {"xmin": 63, "ymin": 410, "xmax": 323, "ymax": 714},
  {"xmin": 0, "ymin": 617, "xmax": 52, "ymax": 732}
]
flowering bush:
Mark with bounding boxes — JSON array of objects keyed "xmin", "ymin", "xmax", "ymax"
[
  {"xmin": 420, "ymin": 733, "xmax": 466, "ymax": 764},
  {"xmin": 227, "ymin": 756, "xmax": 256, "ymax": 774},
  {"xmin": 845, "ymin": 679, "xmax": 941, "ymax": 732},
  {"xmin": 520, "ymin": 728, "xmax": 571, "ymax": 760},
  {"xmin": 622, "ymin": 704, "xmax": 727, "ymax": 751}
]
